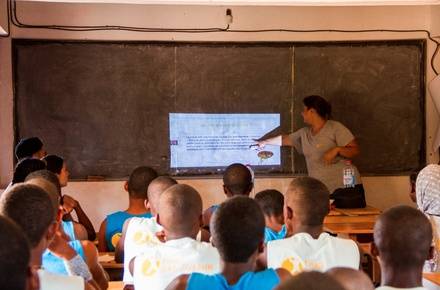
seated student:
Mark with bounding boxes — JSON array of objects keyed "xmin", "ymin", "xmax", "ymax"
[
  {"xmin": 25, "ymin": 170, "xmax": 88, "ymax": 241},
  {"xmin": 131, "ymin": 184, "xmax": 220, "ymax": 290},
  {"xmin": 43, "ymin": 155, "xmax": 95, "ymax": 241},
  {"xmin": 15, "ymin": 137, "xmax": 46, "ymax": 161},
  {"xmin": 11, "ymin": 158, "xmax": 47, "ymax": 185},
  {"xmin": 373, "ymin": 205, "xmax": 432, "ymax": 290},
  {"xmin": 0, "ymin": 183, "xmax": 96, "ymax": 290},
  {"xmin": 0, "ymin": 214, "xmax": 38, "ymax": 290},
  {"xmin": 98, "ymin": 166, "xmax": 158, "ymax": 252},
  {"xmin": 275, "ymin": 271, "xmax": 345, "ymax": 290},
  {"xmin": 262, "ymin": 176, "xmax": 360, "ymax": 274},
  {"xmin": 326, "ymin": 267, "xmax": 374, "ymax": 290},
  {"xmin": 415, "ymin": 164, "xmax": 440, "ymax": 272},
  {"xmin": 117, "ymin": 176, "xmax": 177, "ymax": 285},
  {"xmin": 167, "ymin": 196, "xmax": 291, "ymax": 290},
  {"xmin": 409, "ymin": 170, "xmax": 419, "ymax": 203},
  {"xmin": 254, "ymin": 189, "xmax": 287, "ymax": 243},
  {"xmin": 203, "ymin": 163, "xmax": 253, "ymax": 230}
]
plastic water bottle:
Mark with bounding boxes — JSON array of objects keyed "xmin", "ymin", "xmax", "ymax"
[{"xmin": 343, "ymin": 160, "xmax": 356, "ymax": 188}]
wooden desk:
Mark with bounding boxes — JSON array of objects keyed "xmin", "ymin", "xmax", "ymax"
[
  {"xmin": 423, "ymin": 272, "xmax": 440, "ymax": 286},
  {"xmin": 108, "ymin": 281, "xmax": 124, "ymax": 290},
  {"xmin": 99, "ymin": 252, "xmax": 123, "ymax": 281}
]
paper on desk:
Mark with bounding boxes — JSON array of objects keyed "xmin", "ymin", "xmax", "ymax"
[{"xmin": 98, "ymin": 254, "xmax": 115, "ymax": 263}]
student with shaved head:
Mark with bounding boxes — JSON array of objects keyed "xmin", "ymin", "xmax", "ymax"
[
  {"xmin": 263, "ymin": 177, "xmax": 360, "ymax": 274},
  {"xmin": 167, "ymin": 196, "xmax": 290, "ymax": 290},
  {"xmin": 131, "ymin": 184, "xmax": 220, "ymax": 290},
  {"xmin": 0, "ymin": 215, "xmax": 38, "ymax": 290},
  {"xmin": 373, "ymin": 205, "xmax": 433, "ymax": 290},
  {"xmin": 116, "ymin": 176, "xmax": 177, "ymax": 285},
  {"xmin": 275, "ymin": 271, "xmax": 345, "ymax": 290},
  {"xmin": 327, "ymin": 267, "xmax": 374, "ymax": 290},
  {"xmin": 203, "ymin": 163, "xmax": 253, "ymax": 230}
]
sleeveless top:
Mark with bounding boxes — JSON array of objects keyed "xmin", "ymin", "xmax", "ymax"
[
  {"xmin": 105, "ymin": 211, "xmax": 152, "ymax": 251},
  {"xmin": 264, "ymin": 225, "xmax": 287, "ymax": 243},
  {"xmin": 42, "ymin": 240, "xmax": 86, "ymax": 275},
  {"xmin": 61, "ymin": 221, "xmax": 76, "ymax": 241},
  {"xmin": 267, "ymin": 232, "xmax": 359, "ymax": 274},
  {"xmin": 187, "ymin": 269, "xmax": 280, "ymax": 290}
]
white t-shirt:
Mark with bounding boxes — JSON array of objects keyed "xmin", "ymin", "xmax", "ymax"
[
  {"xmin": 133, "ymin": 237, "xmax": 220, "ymax": 290},
  {"xmin": 38, "ymin": 269, "xmax": 84, "ymax": 290},
  {"xmin": 376, "ymin": 287, "xmax": 427, "ymax": 290},
  {"xmin": 267, "ymin": 232, "xmax": 360, "ymax": 274},
  {"xmin": 123, "ymin": 217, "xmax": 163, "ymax": 283}
]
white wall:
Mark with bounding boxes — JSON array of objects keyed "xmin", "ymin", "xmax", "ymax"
[{"xmin": 1, "ymin": 1, "xmax": 440, "ymax": 228}]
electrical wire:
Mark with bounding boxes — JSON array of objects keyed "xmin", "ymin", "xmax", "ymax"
[{"xmin": 7, "ymin": 0, "xmax": 440, "ymax": 74}]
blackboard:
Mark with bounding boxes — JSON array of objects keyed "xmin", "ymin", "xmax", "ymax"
[{"xmin": 13, "ymin": 40, "xmax": 425, "ymax": 179}]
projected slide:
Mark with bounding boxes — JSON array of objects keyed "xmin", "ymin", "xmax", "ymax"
[{"xmin": 169, "ymin": 113, "xmax": 281, "ymax": 168}]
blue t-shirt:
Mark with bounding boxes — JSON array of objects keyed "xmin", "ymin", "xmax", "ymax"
[
  {"xmin": 42, "ymin": 240, "xmax": 85, "ymax": 275},
  {"xmin": 105, "ymin": 211, "xmax": 152, "ymax": 251},
  {"xmin": 187, "ymin": 269, "xmax": 280, "ymax": 290},
  {"xmin": 61, "ymin": 221, "xmax": 76, "ymax": 241},
  {"xmin": 264, "ymin": 225, "xmax": 287, "ymax": 243}
]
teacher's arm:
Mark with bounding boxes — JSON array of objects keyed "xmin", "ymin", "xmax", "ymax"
[
  {"xmin": 323, "ymin": 139, "xmax": 360, "ymax": 165},
  {"xmin": 256, "ymin": 134, "xmax": 294, "ymax": 147}
]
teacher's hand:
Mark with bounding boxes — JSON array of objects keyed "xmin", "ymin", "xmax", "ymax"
[{"xmin": 323, "ymin": 147, "xmax": 340, "ymax": 165}]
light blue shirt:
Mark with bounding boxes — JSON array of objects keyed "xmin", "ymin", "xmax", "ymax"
[{"xmin": 264, "ymin": 225, "xmax": 287, "ymax": 243}]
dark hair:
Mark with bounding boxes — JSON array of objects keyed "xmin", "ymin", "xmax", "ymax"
[
  {"xmin": 12, "ymin": 158, "xmax": 47, "ymax": 184},
  {"xmin": 15, "ymin": 137, "xmax": 43, "ymax": 160},
  {"xmin": 277, "ymin": 271, "xmax": 345, "ymax": 290},
  {"xmin": 211, "ymin": 196, "xmax": 265, "ymax": 263},
  {"xmin": 0, "ymin": 184, "xmax": 55, "ymax": 247},
  {"xmin": 254, "ymin": 189, "xmax": 284, "ymax": 217},
  {"xmin": 128, "ymin": 166, "xmax": 158, "ymax": 199},
  {"xmin": 43, "ymin": 154, "xmax": 64, "ymax": 174},
  {"xmin": 0, "ymin": 215, "xmax": 31, "ymax": 290},
  {"xmin": 374, "ymin": 205, "xmax": 432, "ymax": 269},
  {"xmin": 303, "ymin": 95, "xmax": 332, "ymax": 120},
  {"xmin": 223, "ymin": 163, "xmax": 253, "ymax": 196},
  {"xmin": 287, "ymin": 177, "xmax": 330, "ymax": 226},
  {"xmin": 25, "ymin": 169, "xmax": 62, "ymax": 197}
]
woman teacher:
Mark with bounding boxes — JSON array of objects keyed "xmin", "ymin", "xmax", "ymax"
[{"xmin": 257, "ymin": 95, "xmax": 365, "ymax": 208}]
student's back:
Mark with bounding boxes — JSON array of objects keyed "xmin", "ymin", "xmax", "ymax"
[
  {"xmin": 266, "ymin": 177, "xmax": 359, "ymax": 274},
  {"xmin": 132, "ymin": 184, "xmax": 220, "ymax": 290}
]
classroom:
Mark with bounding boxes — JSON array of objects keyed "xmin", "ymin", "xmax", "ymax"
[{"xmin": 1, "ymin": 0, "xmax": 440, "ymax": 290}]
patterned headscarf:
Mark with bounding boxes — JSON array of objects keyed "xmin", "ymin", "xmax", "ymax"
[{"xmin": 416, "ymin": 164, "xmax": 440, "ymax": 216}]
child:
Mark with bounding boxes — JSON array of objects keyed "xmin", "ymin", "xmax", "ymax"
[
  {"xmin": 254, "ymin": 189, "xmax": 286, "ymax": 243},
  {"xmin": 263, "ymin": 177, "xmax": 360, "ymax": 274},
  {"xmin": 15, "ymin": 137, "xmax": 46, "ymax": 160},
  {"xmin": 167, "ymin": 196, "xmax": 291, "ymax": 290},
  {"xmin": 326, "ymin": 267, "xmax": 374, "ymax": 290},
  {"xmin": 275, "ymin": 271, "xmax": 345, "ymax": 290},
  {"xmin": 131, "ymin": 184, "xmax": 220, "ymax": 290},
  {"xmin": 373, "ymin": 205, "xmax": 432, "ymax": 290},
  {"xmin": 98, "ymin": 165, "xmax": 158, "ymax": 251}
]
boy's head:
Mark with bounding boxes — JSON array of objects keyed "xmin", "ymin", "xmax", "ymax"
[
  {"xmin": 157, "ymin": 184, "xmax": 202, "ymax": 238},
  {"xmin": 284, "ymin": 177, "xmax": 329, "ymax": 233},
  {"xmin": 276, "ymin": 271, "xmax": 344, "ymax": 290},
  {"xmin": 223, "ymin": 163, "xmax": 253, "ymax": 197},
  {"xmin": 15, "ymin": 137, "xmax": 45, "ymax": 160},
  {"xmin": 254, "ymin": 189, "xmax": 284, "ymax": 220},
  {"xmin": 211, "ymin": 196, "xmax": 265, "ymax": 263},
  {"xmin": 0, "ymin": 215, "xmax": 36, "ymax": 290},
  {"xmin": 12, "ymin": 158, "xmax": 47, "ymax": 185},
  {"xmin": 147, "ymin": 176, "xmax": 178, "ymax": 216},
  {"xmin": 327, "ymin": 267, "xmax": 374, "ymax": 290},
  {"xmin": 0, "ymin": 184, "xmax": 57, "ymax": 257},
  {"xmin": 373, "ymin": 205, "xmax": 432, "ymax": 271},
  {"xmin": 125, "ymin": 166, "xmax": 158, "ymax": 199}
]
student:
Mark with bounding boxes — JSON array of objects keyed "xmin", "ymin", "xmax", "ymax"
[
  {"xmin": 263, "ymin": 176, "xmax": 360, "ymax": 274},
  {"xmin": 326, "ymin": 267, "xmax": 374, "ymax": 290},
  {"xmin": 117, "ymin": 176, "xmax": 177, "ymax": 285},
  {"xmin": 275, "ymin": 271, "xmax": 345, "ymax": 290},
  {"xmin": 0, "ymin": 215, "xmax": 38, "ymax": 290},
  {"xmin": 254, "ymin": 189, "xmax": 287, "ymax": 243},
  {"xmin": 25, "ymin": 170, "xmax": 89, "ymax": 241},
  {"xmin": 167, "ymin": 196, "xmax": 291, "ymax": 290},
  {"xmin": 0, "ymin": 183, "xmax": 95, "ymax": 290},
  {"xmin": 131, "ymin": 184, "xmax": 220, "ymax": 290},
  {"xmin": 11, "ymin": 158, "xmax": 47, "ymax": 185},
  {"xmin": 203, "ymin": 163, "xmax": 253, "ymax": 230},
  {"xmin": 43, "ymin": 155, "xmax": 96, "ymax": 241},
  {"xmin": 415, "ymin": 164, "xmax": 440, "ymax": 272},
  {"xmin": 409, "ymin": 170, "xmax": 419, "ymax": 203},
  {"xmin": 98, "ymin": 166, "xmax": 158, "ymax": 252},
  {"xmin": 373, "ymin": 205, "xmax": 432, "ymax": 290},
  {"xmin": 15, "ymin": 137, "xmax": 46, "ymax": 160}
]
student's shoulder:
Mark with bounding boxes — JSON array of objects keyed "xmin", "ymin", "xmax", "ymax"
[{"xmin": 166, "ymin": 274, "xmax": 190, "ymax": 290}]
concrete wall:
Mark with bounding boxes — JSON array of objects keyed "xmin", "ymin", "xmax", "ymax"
[{"xmin": 1, "ymin": 1, "xmax": 439, "ymax": 228}]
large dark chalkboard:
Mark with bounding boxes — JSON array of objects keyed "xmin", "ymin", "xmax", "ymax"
[{"xmin": 13, "ymin": 40, "xmax": 425, "ymax": 179}]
